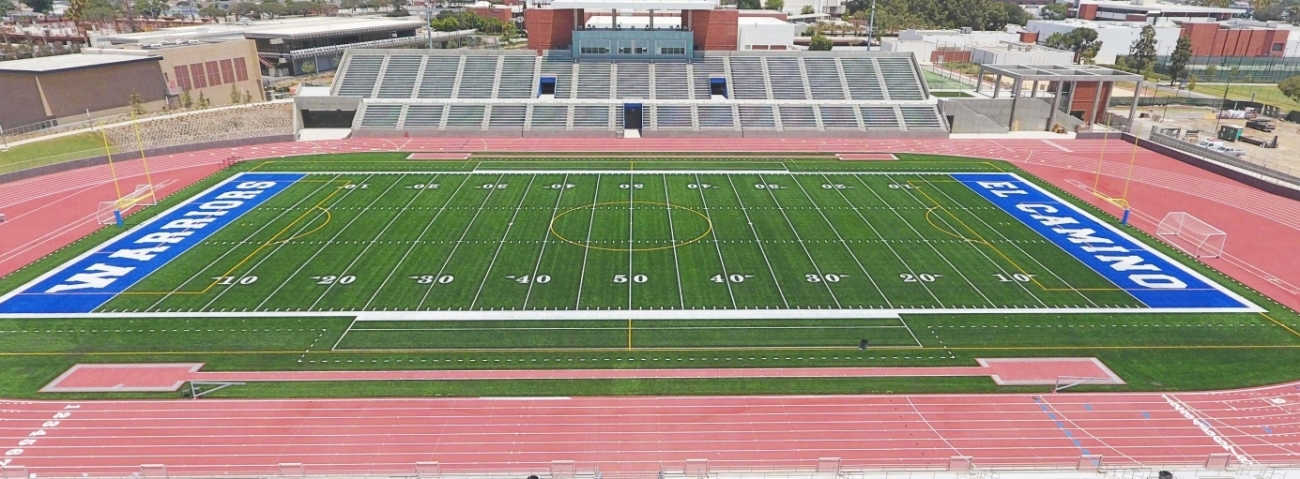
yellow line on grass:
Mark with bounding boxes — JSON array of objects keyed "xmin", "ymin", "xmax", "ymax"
[{"xmin": 1260, "ymin": 312, "xmax": 1300, "ymax": 339}]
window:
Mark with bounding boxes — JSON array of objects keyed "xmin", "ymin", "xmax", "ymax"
[
  {"xmin": 190, "ymin": 63, "xmax": 207, "ymax": 88},
  {"xmin": 659, "ymin": 47, "xmax": 685, "ymax": 55},
  {"xmin": 580, "ymin": 46, "xmax": 609, "ymax": 54},
  {"xmin": 174, "ymin": 65, "xmax": 192, "ymax": 91},
  {"xmin": 1274, "ymin": 42, "xmax": 1285, "ymax": 52},
  {"xmin": 220, "ymin": 59, "xmax": 235, "ymax": 83},
  {"xmin": 234, "ymin": 58, "xmax": 249, "ymax": 81},
  {"xmin": 206, "ymin": 61, "xmax": 221, "ymax": 87}
]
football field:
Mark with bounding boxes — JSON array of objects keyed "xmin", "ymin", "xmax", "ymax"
[{"xmin": 0, "ymin": 166, "xmax": 1254, "ymax": 317}]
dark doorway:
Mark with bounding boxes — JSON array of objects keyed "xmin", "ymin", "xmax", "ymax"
[
  {"xmin": 709, "ymin": 77, "xmax": 727, "ymax": 98},
  {"xmin": 539, "ymin": 76, "xmax": 557, "ymax": 96},
  {"xmin": 301, "ymin": 109, "xmax": 356, "ymax": 128},
  {"xmin": 623, "ymin": 103, "xmax": 643, "ymax": 131}
]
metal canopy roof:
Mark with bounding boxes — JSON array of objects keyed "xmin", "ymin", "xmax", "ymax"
[{"xmin": 978, "ymin": 64, "xmax": 1143, "ymax": 82}]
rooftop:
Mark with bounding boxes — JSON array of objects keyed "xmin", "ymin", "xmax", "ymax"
[
  {"xmin": 93, "ymin": 16, "xmax": 425, "ymax": 45},
  {"xmin": 0, "ymin": 53, "xmax": 158, "ymax": 73},
  {"xmin": 548, "ymin": 0, "xmax": 719, "ymax": 10},
  {"xmin": 1078, "ymin": 0, "xmax": 1244, "ymax": 14},
  {"xmin": 979, "ymin": 64, "xmax": 1144, "ymax": 81}
]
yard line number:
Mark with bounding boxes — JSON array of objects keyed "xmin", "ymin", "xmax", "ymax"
[
  {"xmin": 614, "ymin": 274, "xmax": 648, "ymax": 283},
  {"xmin": 901, "ymin": 273, "xmax": 942, "ymax": 283},
  {"xmin": 994, "ymin": 273, "xmax": 1036, "ymax": 282},
  {"xmin": 214, "ymin": 275, "xmax": 258, "ymax": 285},
  {"xmin": 806, "ymin": 274, "xmax": 845, "ymax": 283},
  {"xmin": 411, "ymin": 275, "xmax": 455, "ymax": 284},
  {"xmin": 712, "ymin": 274, "xmax": 753, "ymax": 283},
  {"xmin": 507, "ymin": 274, "xmax": 551, "ymax": 284},
  {"xmin": 313, "ymin": 275, "xmax": 356, "ymax": 285}
]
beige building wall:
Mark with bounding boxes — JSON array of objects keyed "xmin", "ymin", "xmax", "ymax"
[{"xmin": 154, "ymin": 40, "xmax": 265, "ymax": 107}]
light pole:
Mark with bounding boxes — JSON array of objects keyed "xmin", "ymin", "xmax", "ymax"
[
  {"xmin": 0, "ymin": 123, "xmax": 8, "ymax": 152},
  {"xmin": 866, "ymin": 0, "xmax": 876, "ymax": 51},
  {"xmin": 426, "ymin": 0, "xmax": 433, "ymax": 49}
]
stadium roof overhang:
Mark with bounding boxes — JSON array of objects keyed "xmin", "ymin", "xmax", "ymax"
[
  {"xmin": 976, "ymin": 64, "xmax": 1143, "ymax": 82},
  {"xmin": 548, "ymin": 0, "xmax": 719, "ymax": 10}
]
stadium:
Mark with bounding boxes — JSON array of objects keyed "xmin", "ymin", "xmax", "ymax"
[{"xmin": 3, "ymin": 1, "xmax": 1300, "ymax": 477}]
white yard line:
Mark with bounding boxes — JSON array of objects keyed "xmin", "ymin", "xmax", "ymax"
[
  {"xmin": 889, "ymin": 174, "xmax": 1046, "ymax": 308},
  {"xmin": 146, "ymin": 176, "xmax": 340, "ymax": 311},
  {"xmin": 574, "ymin": 174, "xmax": 602, "ymax": 309},
  {"xmin": 787, "ymin": 174, "xmax": 889, "ymax": 308},
  {"xmin": 199, "ymin": 174, "xmax": 379, "ymax": 312},
  {"xmin": 254, "ymin": 175, "xmax": 403, "ymax": 312},
  {"xmin": 329, "ymin": 317, "xmax": 357, "ymax": 351},
  {"xmin": 692, "ymin": 173, "xmax": 737, "ymax": 309},
  {"xmin": 919, "ymin": 176, "xmax": 1097, "ymax": 308},
  {"xmin": 362, "ymin": 174, "xmax": 474, "ymax": 310},
  {"xmin": 823, "ymin": 173, "xmax": 942, "ymax": 306},
  {"xmin": 468, "ymin": 174, "xmax": 539, "ymax": 310},
  {"xmin": 756, "ymin": 173, "xmax": 841, "ymax": 309},
  {"xmin": 628, "ymin": 171, "xmax": 635, "ymax": 310},
  {"xmin": 415, "ymin": 173, "xmax": 508, "ymax": 311},
  {"xmin": 724, "ymin": 175, "xmax": 790, "ymax": 309},
  {"xmin": 898, "ymin": 317, "xmax": 925, "ymax": 348},
  {"xmin": 663, "ymin": 174, "xmax": 685, "ymax": 309},
  {"xmin": 522, "ymin": 173, "xmax": 571, "ymax": 309},
  {"xmin": 308, "ymin": 174, "xmax": 421, "ymax": 310},
  {"xmin": 859, "ymin": 175, "xmax": 994, "ymax": 307}
]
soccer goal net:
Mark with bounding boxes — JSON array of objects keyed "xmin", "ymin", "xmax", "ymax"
[
  {"xmin": 1156, "ymin": 212, "xmax": 1225, "ymax": 258},
  {"xmin": 96, "ymin": 184, "xmax": 157, "ymax": 225}
]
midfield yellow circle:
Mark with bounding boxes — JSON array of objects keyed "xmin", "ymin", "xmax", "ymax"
[{"xmin": 549, "ymin": 201, "xmax": 713, "ymax": 252}]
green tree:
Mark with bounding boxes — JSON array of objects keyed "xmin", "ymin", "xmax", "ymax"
[
  {"xmin": 243, "ymin": 90, "xmax": 254, "ymax": 104},
  {"xmin": 1039, "ymin": 2, "xmax": 1068, "ymax": 20},
  {"xmin": 1188, "ymin": 0, "xmax": 1229, "ymax": 6},
  {"xmin": 1167, "ymin": 35, "xmax": 1192, "ymax": 85},
  {"xmin": 129, "ymin": 92, "xmax": 145, "ymax": 116},
  {"xmin": 809, "ymin": 31, "xmax": 833, "ymax": 50},
  {"xmin": 501, "ymin": 21, "xmax": 517, "ymax": 44},
  {"xmin": 1282, "ymin": 76, "xmax": 1300, "ymax": 102},
  {"xmin": 340, "ymin": 0, "xmax": 362, "ymax": 10},
  {"xmin": 1044, "ymin": 28, "xmax": 1100, "ymax": 64},
  {"xmin": 230, "ymin": 83, "xmax": 242, "ymax": 104},
  {"xmin": 737, "ymin": 0, "xmax": 759, "ymax": 9},
  {"xmin": 258, "ymin": 0, "xmax": 284, "ymax": 18},
  {"xmin": 24, "ymin": 0, "xmax": 51, "ymax": 11},
  {"xmin": 300, "ymin": 60, "xmax": 317, "ymax": 74},
  {"xmin": 180, "ymin": 89, "xmax": 194, "ymax": 109},
  {"xmin": 232, "ymin": 2, "xmax": 258, "ymax": 18},
  {"xmin": 763, "ymin": 0, "xmax": 783, "ymax": 10},
  {"xmin": 134, "ymin": 0, "xmax": 166, "ymax": 17},
  {"xmin": 800, "ymin": 5, "xmax": 814, "ymax": 14},
  {"xmin": 1188, "ymin": 75, "xmax": 1197, "ymax": 91},
  {"xmin": 1204, "ymin": 63, "xmax": 1218, "ymax": 79},
  {"xmin": 1126, "ymin": 24, "xmax": 1158, "ymax": 74},
  {"xmin": 0, "ymin": 0, "xmax": 14, "ymax": 12},
  {"xmin": 197, "ymin": 91, "xmax": 211, "ymax": 109}
]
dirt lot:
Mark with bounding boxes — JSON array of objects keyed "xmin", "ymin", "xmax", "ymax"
[{"xmin": 1131, "ymin": 105, "xmax": 1300, "ymax": 177}]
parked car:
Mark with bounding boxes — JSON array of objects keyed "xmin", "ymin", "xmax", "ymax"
[{"xmin": 1247, "ymin": 118, "xmax": 1275, "ymax": 132}]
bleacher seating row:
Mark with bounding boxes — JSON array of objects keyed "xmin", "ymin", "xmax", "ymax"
[
  {"xmin": 334, "ymin": 50, "xmax": 930, "ymax": 102},
  {"xmin": 353, "ymin": 102, "xmax": 947, "ymax": 132},
  {"xmin": 328, "ymin": 49, "xmax": 947, "ymax": 137}
]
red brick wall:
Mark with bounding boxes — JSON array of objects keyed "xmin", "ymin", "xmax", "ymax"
[
  {"xmin": 525, "ymin": 8, "xmax": 579, "ymax": 53},
  {"xmin": 1181, "ymin": 22, "xmax": 1289, "ymax": 57},
  {"xmin": 1068, "ymin": 81, "xmax": 1112, "ymax": 125},
  {"xmin": 931, "ymin": 50, "xmax": 971, "ymax": 63},
  {"xmin": 688, "ymin": 9, "xmax": 738, "ymax": 51},
  {"xmin": 1019, "ymin": 31, "xmax": 1038, "ymax": 43},
  {"xmin": 1077, "ymin": 4, "xmax": 1097, "ymax": 20}
]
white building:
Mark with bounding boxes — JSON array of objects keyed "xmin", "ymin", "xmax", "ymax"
[
  {"xmin": 1026, "ymin": 18, "xmax": 1180, "ymax": 64},
  {"xmin": 880, "ymin": 27, "xmax": 1027, "ymax": 64},
  {"xmin": 778, "ymin": 0, "xmax": 844, "ymax": 17},
  {"xmin": 587, "ymin": 13, "xmax": 797, "ymax": 50}
]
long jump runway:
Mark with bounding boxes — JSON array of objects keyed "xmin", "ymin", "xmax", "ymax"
[{"xmin": 3, "ymin": 382, "xmax": 1300, "ymax": 476}]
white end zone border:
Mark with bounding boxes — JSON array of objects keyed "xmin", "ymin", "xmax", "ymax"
[
  {"xmin": 0, "ymin": 172, "xmax": 300, "ymax": 311},
  {"xmin": 976, "ymin": 171, "xmax": 1261, "ymax": 313},
  {"xmin": 0, "ymin": 170, "xmax": 1265, "ymax": 319}
]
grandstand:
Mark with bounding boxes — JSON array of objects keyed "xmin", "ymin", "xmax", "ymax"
[{"xmin": 299, "ymin": 50, "xmax": 950, "ymax": 138}]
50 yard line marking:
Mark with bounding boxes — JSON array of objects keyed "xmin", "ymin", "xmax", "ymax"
[
  {"xmin": 628, "ymin": 171, "xmax": 634, "ymax": 310},
  {"xmin": 469, "ymin": 174, "xmax": 538, "ymax": 310},
  {"xmin": 362, "ymin": 174, "xmax": 474, "ymax": 310}
]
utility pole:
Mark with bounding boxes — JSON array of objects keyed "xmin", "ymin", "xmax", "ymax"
[
  {"xmin": 426, "ymin": 0, "xmax": 433, "ymax": 49},
  {"xmin": 867, "ymin": 0, "xmax": 876, "ymax": 51}
]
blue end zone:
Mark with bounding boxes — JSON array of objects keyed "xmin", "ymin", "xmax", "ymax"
[
  {"xmin": 0, "ymin": 173, "xmax": 305, "ymax": 314},
  {"xmin": 952, "ymin": 173, "xmax": 1253, "ymax": 310}
]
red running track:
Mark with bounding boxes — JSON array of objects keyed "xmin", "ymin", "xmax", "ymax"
[{"xmin": 3, "ymin": 381, "xmax": 1300, "ymax": 476}]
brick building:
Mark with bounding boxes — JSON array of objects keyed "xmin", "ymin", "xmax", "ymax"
[
  {"xmin": 524, "ymin": 0, "xmax": 790, "ymax": 56},
  {"xmin": 1178, "ymin": 20, "xmax": 1290, "ymax": 58}
]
